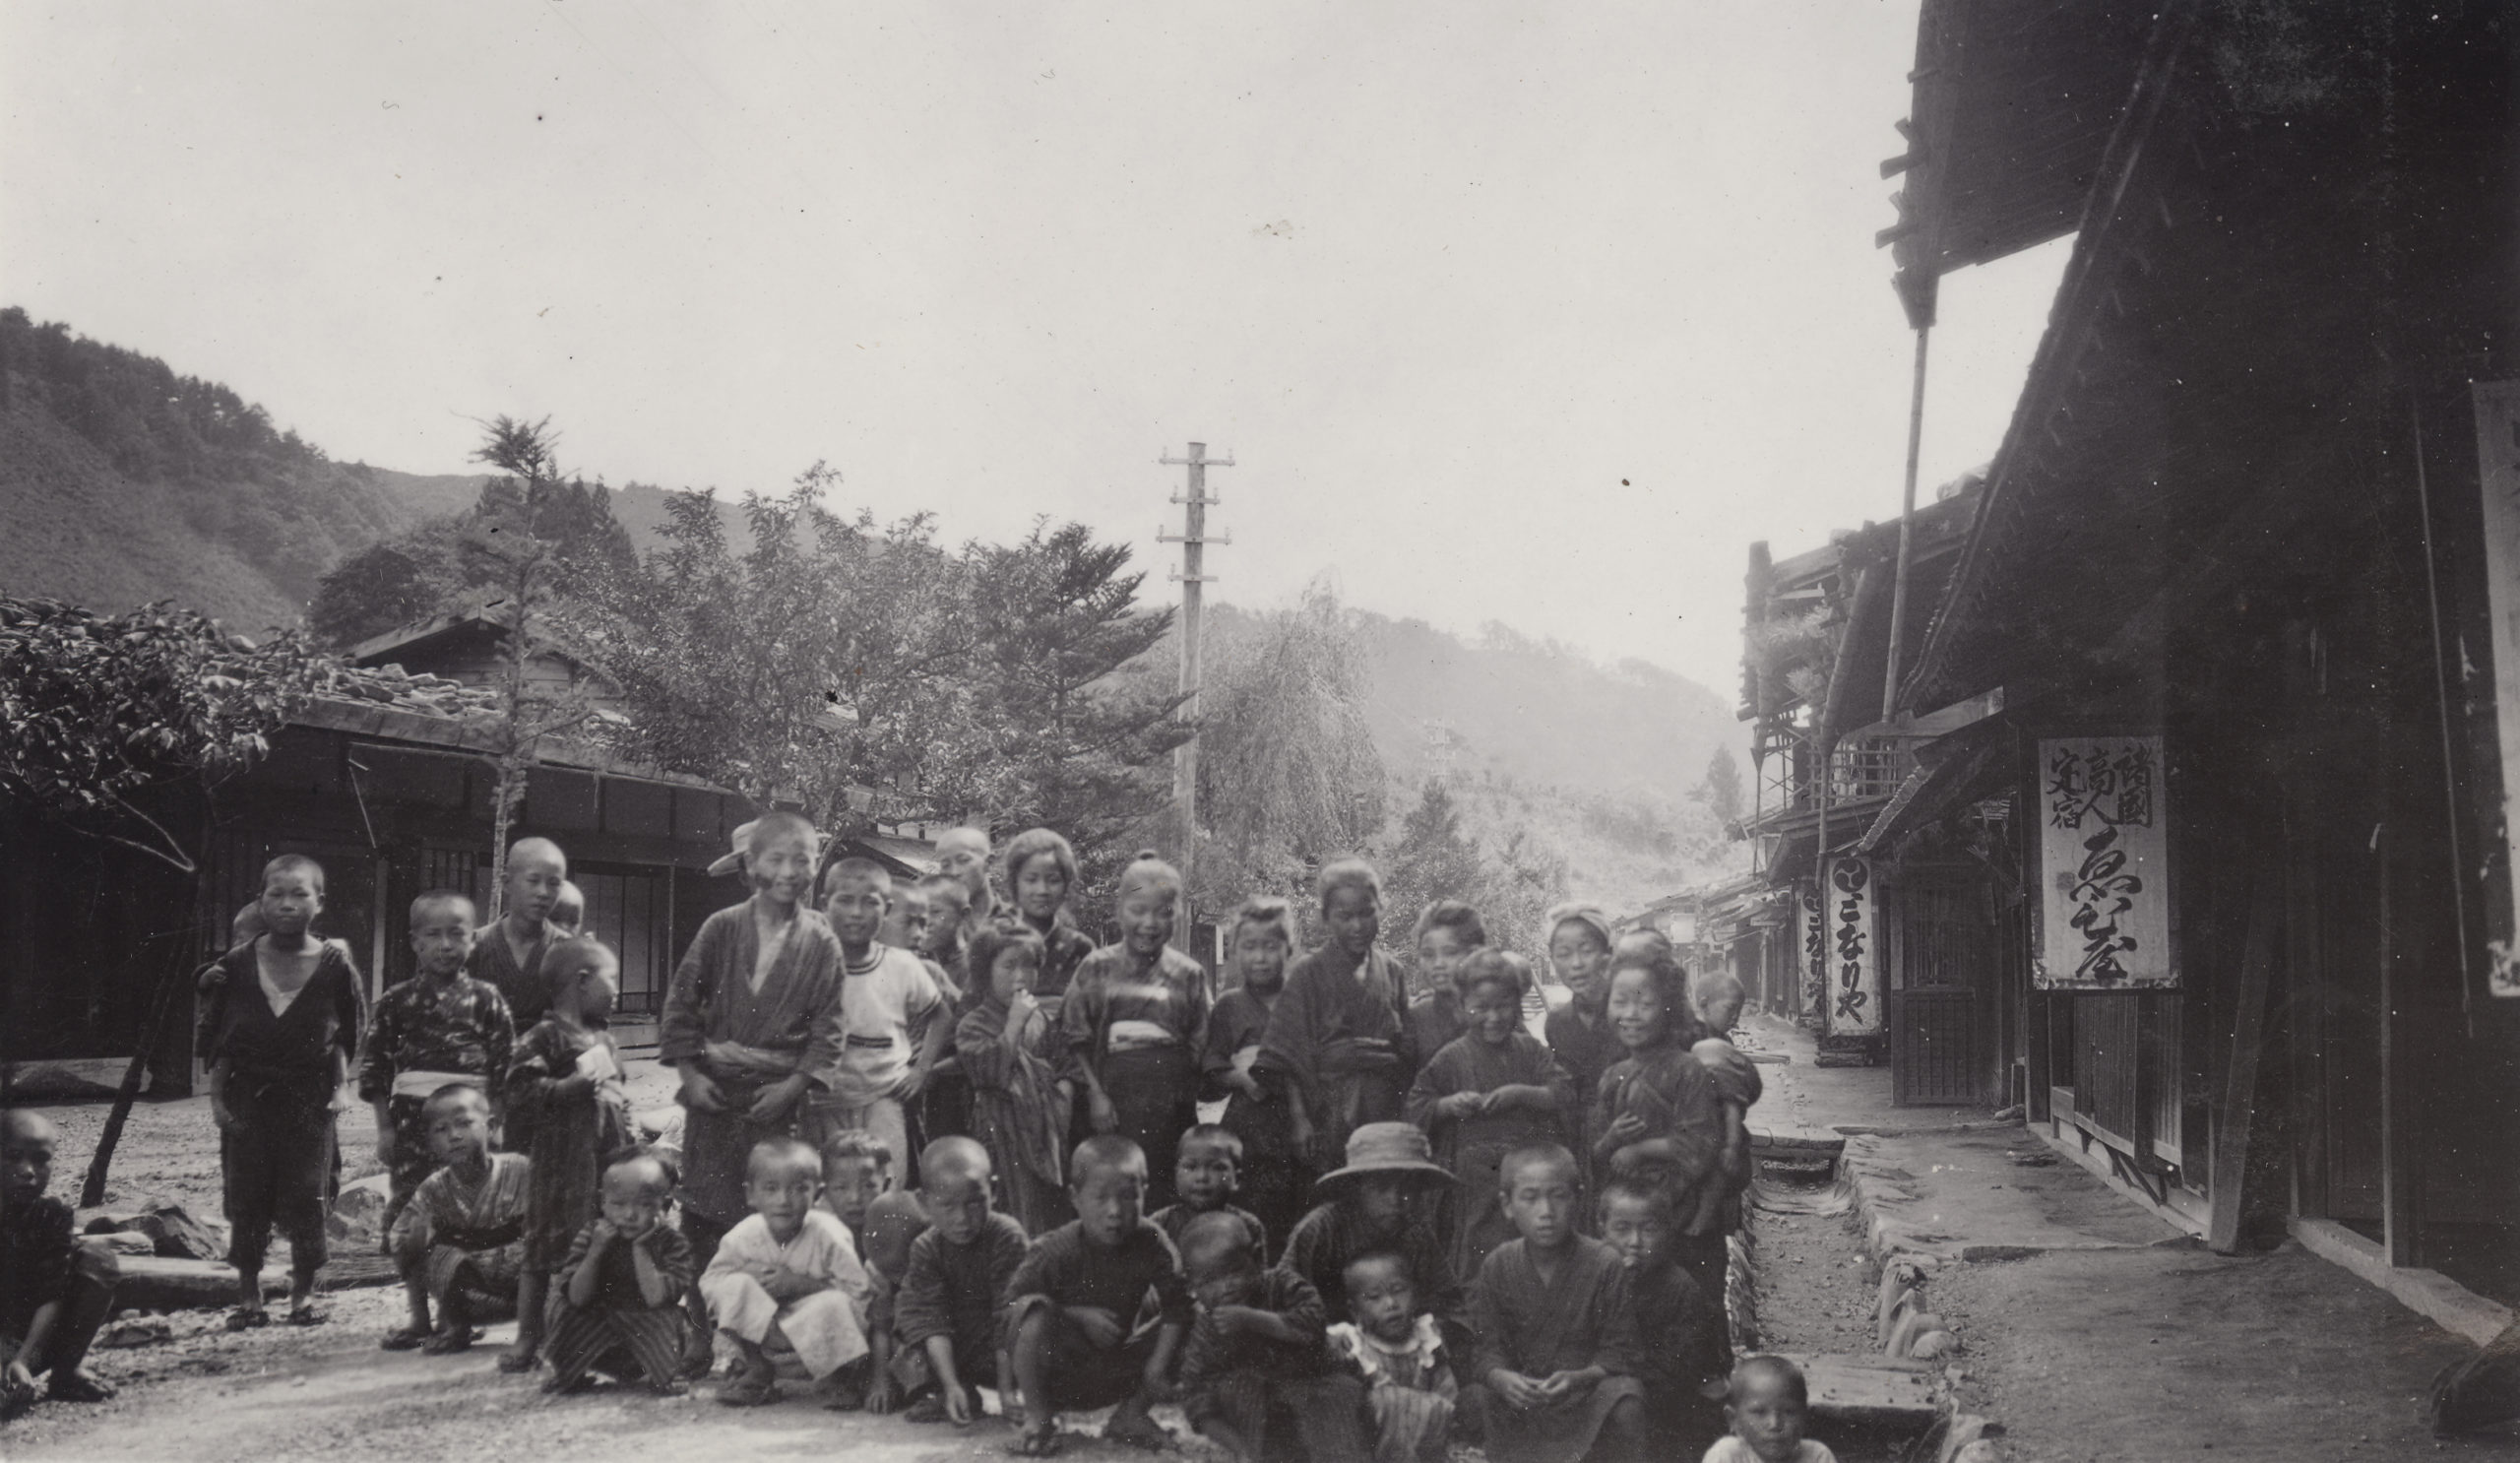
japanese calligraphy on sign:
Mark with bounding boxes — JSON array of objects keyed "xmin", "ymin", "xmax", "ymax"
[
  {"xmin": 1824, "ymin": 858, "xmax": 1881, "ymax": 1036},
  {"xmin": 2468, "ymin": 382, "xmax": 2520, "ymax": 997},
  {"xmin": 2038, "ymin": 735, "xmax": 2174, "ymax": 989},
  {"xmin": 1796, "ymin": 878, "xmax": 1828, "ymax": 1017}
]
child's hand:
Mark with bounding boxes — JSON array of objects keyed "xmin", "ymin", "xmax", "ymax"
[
  {"xmin": 679, "ymin": 1065, "xmax": 728, "ymax": 1114},
  {"xmin": 4, "ymin": 1359, "xmax": 39, "ymax": 1405},
  {"xmin": 1063, "ymin": 1305, "xmax": 1125, "ymax": 1347},
  {"xmin": 865, "ymin": 1373, "xmax": 902, "ymax": 1414},
  {"xmin": 764, "ymin": 1264, "xmax": 825, "ymax": 1304},
  {"xmin": 1605, "ymin": 1111, "xmax": 1647, "ymax": 1145},
  {"xmin": 1540, "ymin": 1368, "xmax": 1596, "ymax": 1397},
  {"xmin": 1438, "ymin": 1092, "xmax": 1484, "ymax": 1120},
  {"xmin": 210, "ymin": 1097, "xmax": 236, "ymax": 1133},
  {"xmin": 1205, "ymin": 1304, "xmax": 1264, "ymax": 1337},
  {"xmin": 748, "ymin": 1073, "xmax": 808, "ymax": 1123},
  {"xmin": 1228, "ymin": 1069, "xmax": 1266, "ymax": 1102},
  {"xmin": 1486, "ymin": 1368, "xmax": 1548, "ymax": 1412},
  {"xmin": 892, "ymin": 1067, "xmax": 927, "ymax": 1102},
  {"xmin": 588, "ymin": 1218, "xmax": 618, "ymax": 1247},
  {"xmin": 374, "ymin": 1121, "xmax": 396, "ymax": 1166},
  {"xmin": 1088, "ymin": 1091, "xmax": 1118, "ymax": 1135},
  {"xmin": 941, "ymin": 1381, "xmax": 976, "ymax": 1426},
  {"xmin": 1608, "ymin": 1144, "xmax": 1646, "ymax": 1178}
]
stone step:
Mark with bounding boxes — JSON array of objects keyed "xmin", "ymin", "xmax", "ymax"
[
  {"xmin": 1749, "ymin": 1125, "xmax": 1847, "ymax": 1155},
  {"xmin": 1764, "ymin": 1351, "xmax": 1941, "ymax": 1429}
]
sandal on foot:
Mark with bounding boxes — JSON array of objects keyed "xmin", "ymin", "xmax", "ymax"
[
  {"xmin": 1007, "ymin": 1426, "xmax": 1064, "ymax": 1457},
  {"xmin": 379, "ymin": 1326, "xmax": 429, "ymax": 1352},
  {"xmin": 1102, "ymin": 1413, "xmax": 1171, "ymax": 1450},
  {"xmin": 496, "ymin": 1347, "xmax": 539, "ymax": 1373},
  {"xmin": 284, "ymin": 1305, "xmax": 329, "ymax": 1328},
  {"xmin": 716, "ymin": 1372, "xmax": 780, "ymax": 1408},
  {"xmin": 45, "ymin": 1371, "xmax": 115, "ymax": 1404},
  {"xmin": 223, "ymin": 1308, "xmax": 270, "ymax": 1332},
  {"xmin": 904, "ymin": 1392, "xmax": 950, "ymax": 1425},
  {"xmin": 419, "ymin": 1326, "xmax": 478, "ymax": 1356},
  {"xmin": 678, "ymin": 1345, "xmax": 715, "ymax": 1381},
  {"xmin": 647, "ymin": 1377, "xmax": 690, "ymax": 1398}
]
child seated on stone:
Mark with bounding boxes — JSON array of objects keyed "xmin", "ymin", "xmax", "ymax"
[
  {"xmin": 1702, "ymin": 1356, "xmax": 1835, "ymax": 1463},
  {"xmin": 1149, "ymin": 1123, "xmax": 1267, "ymax": 1263},
  {"xmin": 700, "ymin": 1135, "xmax": 874, "ymax": 1406},
  {"xmin": 543, "ymin": 1152, "xmax": 697, "ymax": 1396},
  {"xmin": 888, "ymin": 1137, "xmax": 1027, "ymax": 1425},
  {"xmin": 1175, "ymin": 1210, "xmax": 1368, "ymax": 1463},
  {"xmin": 1002, "ymin": 1135, "xmax": 1191, "ymax": 1455},
  {"xmin": 1463, "ymin": 1143, "xmax": 1645, "ymax": 1463},
  {"xmin": 1599, "ymin": 1178, "xmax": 1725, "ymax": 1452},
  {"xmin": 384, "ymin": 1083, "xmax": 530, "ymax": 1354},
  {"xmin": 1328, "ymin": 1250, "xmax": 1458, "ymax": 1463},
  {"xmin": 0, "ymin": 1112, "xmax": 120, "ymax": 1419}
]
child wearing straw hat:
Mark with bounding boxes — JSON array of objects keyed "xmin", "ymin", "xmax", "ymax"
[{"xmin": 1275, "ymin": 1122, "xmax": 1466, "ymax": 1359}]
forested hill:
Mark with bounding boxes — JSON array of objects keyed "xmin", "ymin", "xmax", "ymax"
[{"xmin": 0, "ymin": 308, "xmax": 479, "ymax": 629}]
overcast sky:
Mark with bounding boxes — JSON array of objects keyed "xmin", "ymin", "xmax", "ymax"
[{"xmin": 3, "ymin": 1, "xmax": 2065, "ymax": 699}]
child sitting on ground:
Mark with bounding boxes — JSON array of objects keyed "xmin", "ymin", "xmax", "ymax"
[
  {"xmin": 855, "ymin": 1186, "xmax": 930, "ymax": 1414},
  {"xmin": 1328, "ymin": 1250, "xmax": 1458, "ymax": 1463},
  {"xmin": 819, "ymin": 859, "xmax": 949, "ymax": 1183},
  {"xmin": 384, "ymin": 1083, "xmax": 530, "ymax": 1354},
  {"xmin": 197, "ymin": 854, "xmax": 363, "ymax": 1331},
  {"xmin": 1060, "ymin": 854, "xmax": 1212, "ymax": 1212},
  {"xmin": 956, "ymin": 926, "xmax": 1073, "ymax": 1234},
  {"xmin": 700, "ymin": 1135, "xmax": 874, "ymax": 1406},
  {"xmin": 1405, "ymin": 900, "xmax": 1487, "ymax": 1062},
  {"xmin": 1599, "ymin": 1178, "xmax": 1725, "ymax": 1452},
  {"xmin": 502, "ymin": 935, "xmax": 635, "ymax": 1371},
  {"xmin": 1176, "ymin": 1211, "xmax": 1369, "ymax": 1463},
  {"xmin": 1407, "ymin": 950, "xmax": 1573, "ymax": 1275},
  {"xmin": 1593, "ymin": 943, "xmax": 1727, "ymax": 1303},
  {"xmin": 1202, "ymin": 897, "xmax": 1303, "ymax": 1255},
  {"xmin": 1149, "ymin": 1124, "xmax": 1267, "ymax": 1263},
  {"xmin": 1279, "ymin": 1122, "xmax": 1465, "ymax": 1350},
  {"xmin": 1702, "ymin": 1356, "xmax": 1834, "ymax": 1463},
  {"xmin": 0, "ymin": 1112, "xmax": 121, "ymax": 1419},
  {"xmin": 1002, "ymin": 1135, "xmax": 1191, "ymax": 1456},
  {"xmin": 542, "ymin": 1152, "xmax": 696, "ymax": 1396},
  {"xmin": 1464, "ymin": 1144, "xmax": 1645, "ymax": 1463},
  {"xmin": 360, "ymin": 890, "xmax": 517, "ymax": 1241},
  {"xmin": 888, "ymin": 1137, "xmax": 1027, "ymax": 1426}
]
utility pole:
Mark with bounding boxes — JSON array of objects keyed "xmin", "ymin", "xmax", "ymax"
[{"xmin": 1159, "ymin": 442, "xmax": 1232, "ymax": 946}]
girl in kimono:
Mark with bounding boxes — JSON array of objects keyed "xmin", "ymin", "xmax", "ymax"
[
  {"xmin": 1059, "ymin": 852, "xmax": 1212, "ymax": 1210},
  {"xmin": 955, "ymin": 924, "xmax": 1072, "ymax": 1232},
  {"xmin": 1541, "ymin": 904, "xmax": 1620, "ymax": 1198},
  {"xmin": 658, "ymin": 812, "xmax": 849, "ymax": 1365},
  {"xmin": 1592, "ymin": 941, "xmax": 1727, "ymax": 1304},
  {"xmin": 1260, "ymin": 858, "xmax": 1412, "ymax": 1173},
  {"xmin": 1406, "ymin": 950, "xmax": 1574, "ymax": 1275},
  {"xmin": 999, "ymin": 827, "xmax": 1100, "ymax": 1019},
  {"xmin": 1203, "ymin": 896, "xmax": 1303, "ymax": 1254}
]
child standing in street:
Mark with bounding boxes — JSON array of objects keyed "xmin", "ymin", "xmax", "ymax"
[
  {"xmin": 1406, "ymin": 901, "xmax": 1487, "ymax": 1062},
  {"xmin": 360, "ymin": 891, "xmax": 516, "ymax": 1240},
  {"xmin": 1328, "ymin": 1250, "xmax": 1459, "ymax": 1463},
  {"xmin": 1203, "ymin": 897, "xmax": 1303, "ymax": 1256},
  {"xmin": 469, "ymin": 838, "xmax": 570, "ymax": 1030},
  {"xmin": 542, "ymin": 1153, "xmax": 696, "ymax": 1396},
  {"xmin": 501, "ymin": 935, "xmax": 635, "ymax": 1372},
  {"xmin": 198, "ymin": 854, "xmax": 364, "ymax": 1330},
  {"xmin": 1175, "ymin": 1210, "xmax": 1370, "ymax": 1463},
  {"xmin": 817, "ymin": 858, "xmax": 949, "ymax": 1180},
  {"xmin": 384, "ymin": 1084, "xmax": 531, "ymax": 1355},
  {"xmin": 955, "ymin": 925, "xmax": 1072, "ymax": 1234},
  {"xmin": 1464, "ymin": 1144, "xmax": 1646, "ymax": 1463},
  {"xmin": 1408, "ymin": 950, "xmax": 1574, "ymax": 1275},
  {"xmin": 1059, "ymin": 854, "xmax": 1211, "ymax": 1211},
  {"xmin": 1593, "ymin": 944, "xmax": 1727, "ymax": 1304},
  {"xmin": 0, "ymin": 1112, "xmax": 120, "ymax": 1418},
  {"xmin": 1260, "ymin": 859, "xmax": 1412, "ymax": 1176},
  {"xmin": 1542, "ymin": 904, "xmax": 1620, "ymax": 1194},
  {"xmin": 700, "ymin": 1136, "xmax": 874, "ymax": 1407}
]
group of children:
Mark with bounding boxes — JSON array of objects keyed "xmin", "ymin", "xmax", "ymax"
[{"xmin": 0, "ymin": 811, "xmax": 1840, "ymax": 1463}]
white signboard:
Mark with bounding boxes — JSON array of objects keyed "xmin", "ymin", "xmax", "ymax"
[
  {"xmin": 1796, "ymin": 878, "xmax": 1827, "ymax": 1017},
  {"xmin": 2470, "ymin": 382, "xmax": 2520, "ymax": 996},
  {"xmin": 2038, "ymin": 735, "xmax": 2175, "ymax": 989},
  {"xmin": 1823, "ymin": 858, "xmax": 1881, "ymax": 1036}
]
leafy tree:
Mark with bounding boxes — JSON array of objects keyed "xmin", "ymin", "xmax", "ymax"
[
  {"xmin": 1379, "ymin": 781, "xmax": 1485, "ymax": 937},
  {"xmin": 306, "ymin": 520, "xmax": 468, "ymax": 647},
  {"xmin": 1697, "ymin": 743, "xmax": 1745, "ymax": 825}
]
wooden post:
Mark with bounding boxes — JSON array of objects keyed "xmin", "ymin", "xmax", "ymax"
[
  {"xmin": 1881, "ymin": 325, "xmax": 1933, "ymax": 722},
  {"xmin": 1159, "ymin": 444, "xmax": 1231, "ymax": 949},
  {"xmin": 2207, "ymin": 877, "xmax": 2280, "ymax": 1254}
]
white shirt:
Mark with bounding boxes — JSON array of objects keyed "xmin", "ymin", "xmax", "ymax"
[{"xmin": 831, "ymin": 945, "xmax": 942, "ymax": 1106}]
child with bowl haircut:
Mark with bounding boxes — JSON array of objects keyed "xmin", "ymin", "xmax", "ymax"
[
  {"xmin": 469, "ymin": 837, "xmax": 571, "ymax": 1029},
  {"xmin": 817, "ymin": 858, "xmax": 949, "ymax": 1179},
  {"xmin": 820, "ymin": 1128, "xmax": 895, "ymax": 1248},
  {"xmin": 890, "ymin": 1136, "xmax": 1028, "ymax": 1425},
  {"xmin": 1202, "ymin": 896, "xmax": 1303, "ymax": 1254},
  {"xmin": 360, "ymin": 890, "xmax": 516, "ymax": 1239},
  {"xmin": 1002, "ymin": 1135, "xmax": 1191, "ymax": 1455},
  {"xmin": 1059, "ymin": 853, "xmax": 1212, "ymax": 1212},
  {"xmin": 659, "ymin": 813, "xmax": 849, "ymax": 1266},
  {"xmin": 1260, "ymin": 858, "xmax": 1413, "ymax": 1175},
  {"xmin": 997, "ymin": 827, "xmax": 1100, "ymax": 1018},
  {"xmin": 1175, "ymin": 1210, "xmax": 1370, "ymax": 1463},
  {"xmin": 501, "ymin": 935, "xmax": 635, "ymax": 1371},
  {"xmin": 1407, "ymin": 950, "xmax": 1574, "ymax": 1275},
  {"xmin": 197, "ymin": 853, "xmax": 364, "ymax": 1330},
  {"xmin": 1465, "ymin": 1143, "xmax": 1646, "ymax": 1463},
  {"xmin": 955, "ymin": 925, "xmax": 1073, "ymax": 1234},
  {"xmin": 0, "ymin": 1111, "xmax": 121, "ymax": 1418},
  {"xmin": 700, "ymin": 1135, "xmax": 874, "ymax": 1406},
  {"xmin": 1599, "ymin": 1178, "xmax": 1725, "ymax": 1451},
  {"xmin": 1593, "ymin": 942, "xmax": 1727, "ymax": 1304},
  {"xmin": 1328, "ymin": 1250, "xmax": 1458, "ymax": 1463},
  {"xmin": 1702, "ymin": 1356, "xmax": 1834, "ymax": 1463},
  {"xmin": 384, "ymin": 1083, "xmax": 531, "ymax": 1354},
  {"xmin": 1541, "ymin": 905, "xmax": 1620, "ymax": 1190},
  {"xmin": 543, "ymin": 1152, "xmax": 697, "ymax": 1396},
  {"xmin": 1406, "ymin": 899, "xmax": 1487, "ymax": 1061},
  {"xmin": 1277, "ymin": 1122, "xmax": 1466, "ymax": 1353},
  {"xmin": 1149, "ymin": 1123, "xmax": 1267, "ymax": 1264}
]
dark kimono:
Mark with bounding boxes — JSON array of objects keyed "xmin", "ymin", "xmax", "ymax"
[
  {"xmin": 545, "ymin": 1220, "xmax": 697, "ymax": 1392},
  {"xmin": 1059, "ymin": 942, "xmax": 1211, "ymax": 1209},
  {"xmin": 356, "ymin": 972, "xmax": 515, "ymax": 1213},
  {"xmin": 1592, "ymin": 1043, "xmax": 1727, "ymax": 1300},
  {"xmin": 1405, "ymin": 1032, "xmax": 1574, "ymax": 1275},
  {"xmin": 505, "ymin": 1019, "xmax": 634, "ymax": 1272},
  {"xmin": 1202, "ymin": 985, "xmax": 1302, "ymax": 1255},
  {"xmin": 467, "ymin": 917, "xmax": 564, "ymax": 1032},
  {"xmin": 1257, "ymin": 945, "xmax": 1413, "ymax": 1167},
  {"xmin": 1544, "ymin": 1002, "xmax": 1623, "ymax": 1199},
  {"xmin": 658, "ymin": 904, "xmax": 848, "ymax": 1231},
  {"xmin": 198, "ymin": 938, "xmax": 364, "ymax": 1277},
  {"xmin": 955, "ymin": 997, "xmax": 1070, "ymax": 1233},
  {"xmin": 1278, "ymin": 1201, "xmax": 1466, "ymax": 1348},
  {"xmin": 1465, "ymin": 1237, "xmax": 1643, "ymax": 1463},
  {"xmin": 1177, "ymin": 1268, "xmax": 1369, "ymax": 1460}
]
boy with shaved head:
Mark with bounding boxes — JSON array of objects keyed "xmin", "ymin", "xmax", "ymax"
[
  {"xmin": 888, "ymin": 1136, "xmax": 1028, "ymax": 1424},
  {"xmin": 1464, "ymin": 1143, "xmax": 1645, "ymax": 1463},
  {"xmin": 933, "ymin": 827, "xmax": 996, "ymax": 941},
  {"xmin": 472, "ymin": 837, "xmax": 571, "ymax": 1029},
  {"xmin": 699, "ymin": 1135, "xmax": 873, "ymax": 1406},
  {"xmin": 1175, "ymin": 1210, "xmax": 1369, "ymax": 1463},
  {"xmin": 815, "ymin": 858, "xmax": 949, "ymax": 1180},
  {"xmin": 1, "ymin": 1112, "xmax": 120, "ymax": 1418}
]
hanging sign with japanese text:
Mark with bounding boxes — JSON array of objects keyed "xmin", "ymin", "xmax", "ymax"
[
  {"xmin": 1823, "ymin": 858, "xmax": 1882, "ymax": 1037},
  {"xmin": 2469, "ymin": 382, "xmax": 2520, "ymax": 996},
  {"xmin": 1796, "ymin": 878, "xmax": 1827, "ymax": 1018},
  {"xmin": 2038, "ymin": 736, "xmax": 2175, "ymax": 989}
]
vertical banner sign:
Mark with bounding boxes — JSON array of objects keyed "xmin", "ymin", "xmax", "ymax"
[
  {"xmin": 1796, "ymin": 879, "xmax": 1828, "ymax": 1017},
  {"xmin": 2038, "ymin": 736, "xmax": 2175, "ymax": 988},
  {"xmin": 2469, "ymin": 382, "xmax": 2520, "ymax": 995},
  {"xmin": 1825, "ymin": 858, "xmax": 1881, "ymax": 1037}
]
